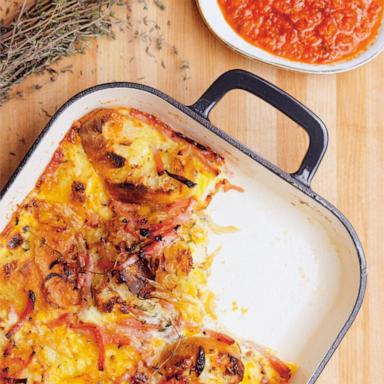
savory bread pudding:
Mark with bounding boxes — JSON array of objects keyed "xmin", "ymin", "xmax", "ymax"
[{"xmin": 0, "ymin": 107, "xmax": 294, "ymax": 383}]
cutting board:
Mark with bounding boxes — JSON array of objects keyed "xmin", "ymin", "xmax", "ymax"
[{"xmin": 0, "ymin": 1, "xmax": 383, "ymax": 382}]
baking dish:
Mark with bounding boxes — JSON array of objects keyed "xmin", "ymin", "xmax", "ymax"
[{"xmin": 0, "ymin": 69, "xmax": 366, "ymax": 383}]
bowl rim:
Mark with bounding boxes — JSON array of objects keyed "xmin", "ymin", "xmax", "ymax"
[{"xmin": 196, "ymin": 0, "xmax": 384, "ymax": 74}]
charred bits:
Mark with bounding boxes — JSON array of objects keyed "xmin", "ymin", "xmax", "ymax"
[
  {"xmin": 71, "ymin": 181, "xmax": 86, "ymax": 203},
  {"xmin": 45, "ymin": 273, "xmax": 68, "ymax": 282},
  {"xmin": 29, "ymin": 290, "xmax": 36, "ymax": 308},
  {"xmin": 7, "ymin": 233, "xmax": 23, "ymax": 249},
  {"xmin": 3, "ymin": 261, "xmax": 17, "ymax": 278},
  {"xmin": 227, "ymin": 355, "xmax": 245, "ymax": 379},
  {"xmin": 165, "ymin": 170, "xmax": 196, "ymax": 188},
  {"xmin": 195, "ymin": 346, "xmax": 205, "ymax": 376},
  {"xmin": 139, "ymin": 228, "xmax": 150, "ymax": 237},
  {"xmin": 106, "ymin": 152, "xmax": 126, "ymax": 168}
]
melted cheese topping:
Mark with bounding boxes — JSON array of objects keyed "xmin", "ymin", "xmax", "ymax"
[{"xmin": 0, "ymin": 107, "xmax": 294, "ymax": 383}]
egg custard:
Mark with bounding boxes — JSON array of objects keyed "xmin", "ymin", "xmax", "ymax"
[{"xmin": 0, "ymin": 107, "xmax": 294, "ymax": 383}]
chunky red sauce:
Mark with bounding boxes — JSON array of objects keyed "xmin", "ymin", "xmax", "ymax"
[{"xmin": 218, "ymin": 0, "xmax": 383, "ymax": 64}]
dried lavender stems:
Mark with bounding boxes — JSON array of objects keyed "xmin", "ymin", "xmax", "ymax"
[{"xmin": 0, "ymin": 0, "xmax": 118, "ymax": 105}]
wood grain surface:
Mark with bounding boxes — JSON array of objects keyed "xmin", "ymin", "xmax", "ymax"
[{"xmin": 0, "ymin": 1, "xmax": 383, "ymax": 382}]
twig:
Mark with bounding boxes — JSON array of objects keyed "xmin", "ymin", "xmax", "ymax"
[{"xmin": 0, "ymin": 0, "xmax": 121, "ymax": 105}]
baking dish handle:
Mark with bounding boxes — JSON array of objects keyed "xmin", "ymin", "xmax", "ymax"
[{"xmin": 188, "ymin": 69, "xmax": 328, "ymax": 188}]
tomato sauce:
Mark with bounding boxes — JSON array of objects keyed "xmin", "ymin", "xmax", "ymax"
[{"xmin": 218, "ymin": 0, "xmax": 384, "ymax": 64}]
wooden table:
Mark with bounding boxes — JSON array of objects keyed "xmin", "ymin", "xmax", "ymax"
[{"xmin": 0, "ymin": 1, "xmax": 382, "ymax": 382}]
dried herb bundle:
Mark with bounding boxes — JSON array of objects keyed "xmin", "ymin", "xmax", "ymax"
[{"xmin": 0, "ymin": 0, "xmax": 119, "ymax": 105}]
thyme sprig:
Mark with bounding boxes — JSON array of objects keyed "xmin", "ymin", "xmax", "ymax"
[{"xmin": 0, "ymin": 0, "xmax": 119, "ymax": 105}]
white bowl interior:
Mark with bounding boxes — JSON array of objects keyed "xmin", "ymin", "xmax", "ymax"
[
  {"xmin": 0, "ymin": 87, "xmax": 362, "ymax": 383},
  {"xmin": 197, "ymin": 0, "xmax": 384, "ymax": 73}
]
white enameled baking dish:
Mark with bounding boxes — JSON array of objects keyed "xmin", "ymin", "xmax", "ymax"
[{"xmin": 0, "ymin": 70, "xmax": 366, "ymax": 383}]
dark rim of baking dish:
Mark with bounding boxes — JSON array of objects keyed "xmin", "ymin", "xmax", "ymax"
[{"xmin": 0, "ymin": 70, "xmax": 366, "ymax": 384}]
